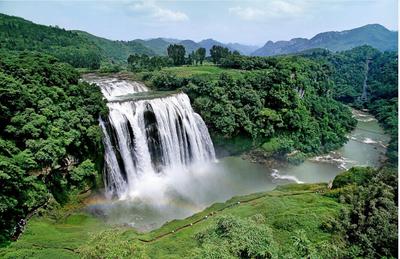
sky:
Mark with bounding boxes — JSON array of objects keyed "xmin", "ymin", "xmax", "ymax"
[{"xmin": 0, "ymin": 0, "xmax": 398, "ymax": 46}]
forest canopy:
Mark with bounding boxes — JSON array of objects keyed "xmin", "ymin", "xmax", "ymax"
[{"xmin": 0, "ymin": 51, "xmax": 107, "ymax": 242}]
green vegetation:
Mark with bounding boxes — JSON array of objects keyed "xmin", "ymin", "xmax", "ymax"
[
  {"xmin": 0, "ymin": 14, "xmax": 101, "ymax": 69},
  {"xmin": 145, "ymin": 55, "xmax": 356, "ymax": 157},
  {"xmin": 0, "ymin": 183, "xmax": 346, "ymax": 258},
  {"xmin": 167, "ymin": 44, "xmax": 186, "ymax": 66},
  {"xmin": 331, "ymin": 167, "xmax": 375, "ymax": 188},
  {"xmin": 75, "ymin": 30, "xmax": 155, "ymax": 63},
  {"xmin": 2, "ymin": 167, "xmax": 396, "ymax": 258},
  {"xmin": 210, "ymin": 45, "xmax": 231, "ymax": 64},
  {"xmin": 300, "ymin": 45, "xmax": 398, "ymax": 164},
  {"xmin": 127, "ymin": 46, "xmax": 208, "ymax": 72},
  {"xmin": 0, "ymin": 13, "xmax": 155, "ymax": 69},
  {"xmin": 127, "ymin": 54, "xmax": 173, "ymax": 72},
  {"xmin": 329, "ymin": 166, "xmax": 398, "ymax": 258},
  {"xmin": 0, "ymin": 51, "xmax": 107, "ymax": 242}
]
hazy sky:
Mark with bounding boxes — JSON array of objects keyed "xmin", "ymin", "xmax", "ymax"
[{"xmin": 0, "ymin": 0, "xmax": 398, "ymax": 45}]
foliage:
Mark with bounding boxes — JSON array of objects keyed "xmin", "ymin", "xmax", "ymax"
[
  {"xmin": 127, "ymin": 54, "xmax": 173, "ymax": 71},
  {"xmin": 195, "ymin": 47, "xmax": 206, "ymax": 65},
  {"xmin": 150, "ymin": 72, "xmax": 187, "ymax": 90},
  {"xmin": 330, "ymin": 167, "xmax": 398, "ymax": 258},
  {"xmin": 192, "ymin": 215, "xmax": 277, "ymax": 258},
  {"xmin": 75, "ymin": 30, "xmax": 155, "ymax": 64},
  {"xmin": 289, "ymin": 230, "xmax": 343, "ymax": 259},
  {"xmin": 78, "ymin": 229, "xmax": 148, "ymax": 259},
  {"xmin": 0, "ymin": 13, "xmax": 101, "ymax": 69},
  {"xmin": 69, "ymin": 160, "xmax": 97, "ymax": 188},
  {"xmin": 331, "ymin": 167, "xmax": 375, "ymax": 189},
  {"xmin": 0, "ymin": 51, "xmax": 107, "ymax": 242},
  {"xmin": 180, "ymin": 57, "xmax": 356, "ymax": 155},
  {"xmin": 210, "ymin": 45, "xmax": 231, "ymax": 64},
  {"xmin": 301, "ymin": 46, "xmax": 398, "ymax": 165},
  {"xmin": 167, "ymin": 44, "xmax": 186, "ymax": 66}
]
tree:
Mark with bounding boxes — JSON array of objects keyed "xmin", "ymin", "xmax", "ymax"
[
  {"xmin": 195, "ymin": 47, "xmax": 206, "ymax": 65},
  {"xmin": 210, "ymin": 45, "xmax": 230, "ymax": 64},
  {"xmin": 167, "ymin": 44, "xmax": 186, "ymax": 66},
  {"xmin": 187, "ymin": 52, "xmax": 194, "ymax": 65}
]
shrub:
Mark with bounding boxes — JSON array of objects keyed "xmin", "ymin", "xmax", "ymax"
[
  {"xmin": 78, "ymin": 230, "xmax": 148, "ymax": 259},
  {"xmin": 332, "ymin": 167, "xmax": 375, "ymax": 189}
]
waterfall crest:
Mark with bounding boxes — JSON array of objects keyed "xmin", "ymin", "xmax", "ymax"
[{"xmin": 90, "ymin": 76, "xmax": 216, "ymax": 199}]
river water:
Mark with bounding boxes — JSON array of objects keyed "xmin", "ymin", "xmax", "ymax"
[{"xmin": 271, "ymin": 109, "xmax": 389, "ymax": 184}]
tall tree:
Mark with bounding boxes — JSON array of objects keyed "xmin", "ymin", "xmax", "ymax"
[
  {"xmin": 167, "ymin": 44, "xmax": 186, "ymax": 66},
  {"xmin": 196, "ymin": 47, "xmax": 206, "ymax": 65},
  {"xmin": 210, "ymin": 45, "xmax": 230, "ymax": 64}
]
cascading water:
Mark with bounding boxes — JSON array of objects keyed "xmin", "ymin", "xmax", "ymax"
[
  {"xmin": 84, "ymin": 76, "xmax": 387, "ymax": 232},
  {"xmin": 88, "ymin": 76, "xmax": 216, "ymax": 199}
]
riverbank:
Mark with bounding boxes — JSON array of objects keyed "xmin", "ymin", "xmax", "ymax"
[{"xmin": 239, "ymin": 109, "xmax": 389, "ymax": 183}]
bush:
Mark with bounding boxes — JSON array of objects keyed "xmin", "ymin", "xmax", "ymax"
[
  {"xmin": 332, "ymin": 167, "xmax": 375, "ymax": 189},
  {"xmin": 151, "ymin": 72, "xmax": 186, "ymax": 90},
  {"xmin": 78, "ymin": 230, "xmax": 148, "ymax": 259},
  {"xmin": 193, "ymin": 215, "xmax": 277, "ymax": 258}
]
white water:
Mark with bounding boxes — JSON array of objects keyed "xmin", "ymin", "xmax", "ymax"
[
  {"xmin": 91, "ymin": 76, "xmax": 216, "ymax": 199},
  {"xmin": 271, "ymin": 169, "xmax": 303, "ymax": 184},
  {"xmin": 85, "ymin": 75, "xmax": 148, "ymax": 101}
]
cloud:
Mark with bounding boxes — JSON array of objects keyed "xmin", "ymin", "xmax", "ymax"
[
  {"xmin": 129, "ymin": 1, "xmax": 188, "ymax": 22},
  {"xmin": 229, "ymin": 0, "xmax": 305, "ymax": 21}
]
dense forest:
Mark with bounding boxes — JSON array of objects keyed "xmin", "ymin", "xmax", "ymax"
[
  {"xmin": 143, "ymin": 55, "xmax": 357, "ymax": 160},
  {"xmin": 0, "ymin": 51, "xmax": 107, "ymax": 242}
]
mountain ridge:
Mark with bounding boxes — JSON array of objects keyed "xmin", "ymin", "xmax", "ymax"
[{"xmin": 252, "ymin": 24, "xmax": 398, "ymax": 56}]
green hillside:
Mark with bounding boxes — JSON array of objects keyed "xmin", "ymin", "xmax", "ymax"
[
  {"xmin": 74, "ymin": 31, "xmax": 155, "ymax": 63},
  {"xmin": 133, "ymin": 38, "xmax": 171, "ymax": 56},
  {"xmin": 0, "ymin": 13, "xmax": 155, "ymax": 67},
  {"xmin": 0, "ymin": 13, "xmax": 101, "ymax": 69}
]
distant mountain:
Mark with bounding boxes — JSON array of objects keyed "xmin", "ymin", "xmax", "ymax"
[
  {"xmin": 252, "ymin": 24, "xmax": 398, "ymax": 56},
  {"xmin": 161, "ymin": 38, "xmax": 181, "ymax": 44},
  {"xmin": 197, "ymin": 39, "xmax": 230, "ymax": 55},
  {"xmin": 133, "ymin": 38, "xmax": 170, "ymax": 56},
  {"xmin": 135, "ymin": 37, "xmax": 258, "ymax": 56},
  {"xmin": 226, "ymin": 43, "xmax": 259, "ymax": 55},
  {"xmin": 179, "ymin": 40, "xmax": 201, "ymax": 54},
  {"xmin": 75, "ymin": 31, "xmax": 155, "ymax": 62}
]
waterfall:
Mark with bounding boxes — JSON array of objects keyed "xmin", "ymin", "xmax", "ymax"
[{"xmin": 89, "ymin": 76, "xmax": 216, "ymax": 199}]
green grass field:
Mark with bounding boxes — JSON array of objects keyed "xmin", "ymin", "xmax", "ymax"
[{"xmin": 0, "ymin": 183, "xmax": 343, "ymax": 258}]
